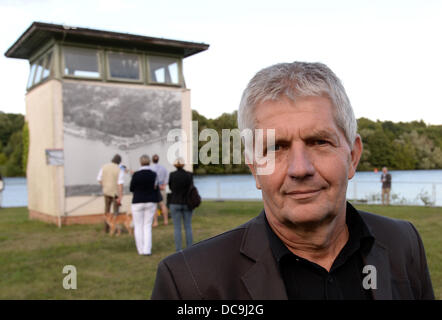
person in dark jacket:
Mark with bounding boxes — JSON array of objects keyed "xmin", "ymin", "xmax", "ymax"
[
  {"xmin": 381, "ymin": 167, "xmax": 392, "ymax": 205},
  {"xmin": 168, "ymin": 157, "xmax": 194, "ymax": 251},
  {"xmin": 130, "ymin": 155, "xmax": 160, "ymax": 256}
]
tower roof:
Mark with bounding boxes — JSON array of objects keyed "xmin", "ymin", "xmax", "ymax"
[{"xmin": 5, "ymin": 22, "xmax": 209, "ymax": 59}]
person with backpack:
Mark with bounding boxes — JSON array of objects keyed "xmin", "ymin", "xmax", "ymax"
[{"xmin": 168, "ymin": 157, "xmax": 196, "ymax": 251}]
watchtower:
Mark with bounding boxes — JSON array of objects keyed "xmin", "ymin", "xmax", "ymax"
[{"xmin": 5, "ymin": 22, "xmax": 208, "ymax": 225}]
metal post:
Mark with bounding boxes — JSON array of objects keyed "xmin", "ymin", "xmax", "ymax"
[
  {"xmin": 353, "ymin": 181, "xmax": 357, "ymax": 202},
  {"xmin": 217, "ymin": 181, "xmax": 221, "ymax": 200}
]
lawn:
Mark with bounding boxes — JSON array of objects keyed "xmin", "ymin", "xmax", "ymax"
[{"xmin": 0, "ymin": 202, "xmax": 440, "ymax": 299}]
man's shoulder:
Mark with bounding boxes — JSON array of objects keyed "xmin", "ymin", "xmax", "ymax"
[
  {"xmin": 170, "ymin": 169, "xmax": 189, "ymax": 178},
  {"xmin": 358, "ymin": 209, "xmax": 409, "ymax": 228},
  {"xmin": 165, "ymin": 226, "xmax": 247, "ymax": 258},
  {"xmin": 102, "ymin": 162, "xmax": 118, "ymax": 171},
  {"xmin": 136, "ymin": 169, "xmax": 156, "ymax": 177},
  {"xmin": 161, "ymin": 216, "xmax": 258, "ymax": 266},
  {"xmin": 357, "ymin": 208, "xmax": 434, "ymax": 299},
  {"xmin": 357, "ymin": 209, "xmax": 416, "ymax": 247}
]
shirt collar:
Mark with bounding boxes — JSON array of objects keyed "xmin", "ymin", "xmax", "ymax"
[
  {"xmin": 264, "ymin": 202, "xmax": 375, "ymax": 264},
  {"xmin": 345, "ymin": 202, "xmax": 374, "ymax": 254}
]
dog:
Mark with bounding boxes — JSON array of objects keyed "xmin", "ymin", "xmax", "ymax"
[{"xmin": 104, "ymin": 212, "xmax": 133, "ymax": 236}]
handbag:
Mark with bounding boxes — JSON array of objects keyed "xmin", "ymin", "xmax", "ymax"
[{"xmin": 186, "ymin": 183, "xmax": 201, "ymax": 210}]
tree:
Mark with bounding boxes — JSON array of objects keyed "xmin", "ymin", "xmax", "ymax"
[
  {"xmin": 0, "ymin": 112, "xmax": 24, "ymax": 147},
  {"xmin": 363, "ymin": 127, "xmax": 395, "ymax": 169},
  {"xmin": 401, "ymin": 130, "xmax": 442, "ymax": 169},
  {"xmin": 0, "ymin": 113, "xmax": 25, "ymax": 177},
  {"xmin": 192, "ymin": 110, "xmax": 249, "ymax": 175},
  {"xmin": 22, "ymin": 122, "xmax": 29, "ymax": 174},
  {"xmin": 190, "ymin": 111, "xmax": 442, "ymax": 173},
  {"xmin": 3, "ymin": 130, "xmax": 24, "ymax": 176}
]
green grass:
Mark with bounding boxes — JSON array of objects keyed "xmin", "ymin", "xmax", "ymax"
[{"xmin": 0, "ymin": 202, "xmax": 440, "ymax": 299}]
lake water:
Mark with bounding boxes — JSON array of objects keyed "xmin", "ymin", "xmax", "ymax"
[
  {"xmin": 196, "ymin": 170, "xmax": 442, "ymax": 206},
  {"xmin": 1, "ymin": 177, "xmax": 28, "ymax": 208},
  {"xmin": 2, "ymin": 170, "xmax": 442, "ymax": 207}
]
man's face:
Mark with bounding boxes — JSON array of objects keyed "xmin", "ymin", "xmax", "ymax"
[{"xmin": 249, "ymin": 96, "xmax": 362, "ymax": 227}]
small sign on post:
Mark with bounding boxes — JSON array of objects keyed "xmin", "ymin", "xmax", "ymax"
[{"xmin": 45, "ymin": 149, "xmax": 64, "ymax": 166}]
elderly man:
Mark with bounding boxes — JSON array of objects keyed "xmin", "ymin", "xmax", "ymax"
[{"xmin": 151, "ymin": 62, "xmax": 434, "ymax": 300}]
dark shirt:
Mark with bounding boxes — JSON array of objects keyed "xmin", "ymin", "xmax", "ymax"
[
  {"xmin": 129, "ymin": 169, "xmax": 160, "ymax": 203},
  {"xmin": 168, "ymin": 168, "xmax": 193, "ymax": 205},
  {"xmin": 381, "ymin": 173, "xmax": 392, "ymax": 189},
  {"xmin": 264, "ymin": 202, "xmax": 375, "ymax": 300}
]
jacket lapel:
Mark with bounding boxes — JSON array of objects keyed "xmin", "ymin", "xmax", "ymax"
[
  {"xmin": 239, "ymin": 211, "xmax": 288, "ymax": 300},
  {"xmin": 359, "ymin": 210, "xmax": 393, "ymax": 300},
  {"xmin": 363, "ymin": 241, "xmax": 393, "ymax": 300}
]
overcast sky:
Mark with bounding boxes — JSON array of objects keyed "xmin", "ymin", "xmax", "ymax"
[{"xmin": 1, "ymin": 0, "xmax": 441, "ymax": 124}]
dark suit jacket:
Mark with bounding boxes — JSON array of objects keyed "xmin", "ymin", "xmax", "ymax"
[
  {"xmin": 168, "ymin": 168, "xmax": 193, "ymax": 205},
  {"xmin": 151, "ymin": 207, "xmax": 434, "ymax": 300}
]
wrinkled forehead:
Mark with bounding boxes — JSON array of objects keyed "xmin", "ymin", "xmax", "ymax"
[
  {"xmin": 251, "ymin": 94, "xmax": 352, "ymax": 146},
  {"xmin": 253, "ymin": 94, "xmax": 338, "ymax": 125}
]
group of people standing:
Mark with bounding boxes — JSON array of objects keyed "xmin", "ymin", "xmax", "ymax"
[{"xmin": 97, "ymin": 154, "xmax": 195, "ymax": 256}]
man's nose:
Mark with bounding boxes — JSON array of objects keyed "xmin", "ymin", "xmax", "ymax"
[{"xmin": 287, "ymin": 145, "xmax": 315, "ymax": 179}]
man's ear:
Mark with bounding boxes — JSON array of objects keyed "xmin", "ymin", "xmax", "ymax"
[
  {"xmin": 348, "ymin": 134, "xmax": 363, "ymax": 180},
  {"xmin": 247, "ymin": 163, "xmax": 262, "ymax": 190}
]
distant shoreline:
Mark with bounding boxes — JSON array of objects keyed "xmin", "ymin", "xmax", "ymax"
[{"xmin": 3, "ymin": 168, "xmax": 442, "ymax": 178}]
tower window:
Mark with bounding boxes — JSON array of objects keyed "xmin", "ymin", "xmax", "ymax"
[
  {"xmin": 148, "ymin": 56, "xmax": 179, "ymax": 85},
  {"xmin": 63, "ymin": 47, "xmax": 100, "ymax": 78}
]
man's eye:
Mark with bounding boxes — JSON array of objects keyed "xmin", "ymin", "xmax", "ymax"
[
  {"xmin": 316, "ymin": 140, "xmax": 328, "ymax": 145},
  {"xmin": 267, "ymin": 144, "xmax": 281, "ymax": 152},
  {"xmin": 305, "ymin": 139, "xmax": 330, "ymax": 147}
]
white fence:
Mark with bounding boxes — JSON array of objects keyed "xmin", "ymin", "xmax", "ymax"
[
  {"xmin": 196, "ymin": 178, "xmax": 442, "ymax": 207},
  {"xmin": 3, "ymin": 176, "xmax": 442, "ymax": 208},
  {"xmin": 347, "ymin": 180, "xmax": 442, "ymax": 207}
]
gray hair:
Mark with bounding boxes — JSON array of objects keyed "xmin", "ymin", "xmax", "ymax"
[
  {"xmin": 139, "ymin": 154, "xmax": 150, "ymax": 166},
  {"xmin": 237, "ymin": 62, "xmax": 357, "ymax": 147}
]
